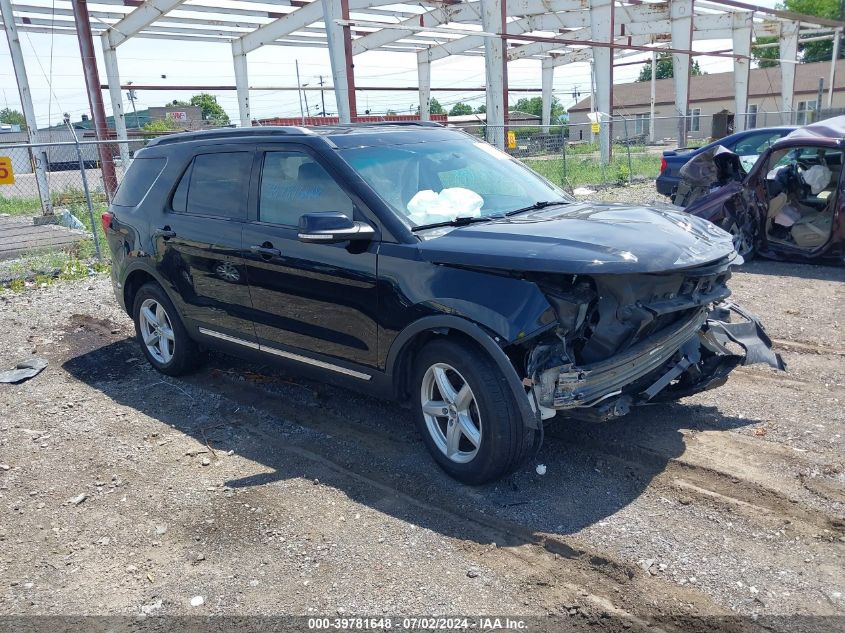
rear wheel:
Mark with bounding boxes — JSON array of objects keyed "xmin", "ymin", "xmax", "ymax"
[
  {"xmin": 412, "ymin": 339, "xmax": 534, "ymax": 485},
  {"xmin": 132, "ymin": 282, "xmax": 201, "ymax": 376}
]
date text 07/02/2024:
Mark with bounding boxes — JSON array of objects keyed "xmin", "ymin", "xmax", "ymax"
[{"xmin": 307, "ymin": 617, "xmax": 529, "ymax": 630}]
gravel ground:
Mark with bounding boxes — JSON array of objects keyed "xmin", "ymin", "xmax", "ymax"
[
  {"xmin": 0, "ymin": 242, "xmax": 843, "ymax": 631},
  {"xmin": 572, "ymin": 181, "xmax": 669, "ymax": 206}
]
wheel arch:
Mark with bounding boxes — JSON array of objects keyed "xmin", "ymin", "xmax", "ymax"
[
  {"xmin": 385, "ymin": 315, "xmax": 539, "ymax": 430},
  {"xmin": 121, "ymin": 263, "xmax": 170, "ymax": 316}
]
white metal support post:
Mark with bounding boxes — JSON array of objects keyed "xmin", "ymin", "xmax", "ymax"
[
  {"xmin": 780, "ymin": 20, "xmax": 799, "ymax": 124},
  {"xmin": 322, "ymin": 0, "xmax": 352, "ymax": 123},
  {"xmin": 590, "ymin": 0, "xmax": 613, "ymax": 164},
  {"xmin": 828, "ymin": 29, "xmax": 841, "ymax": 108},
  {"xmin": 649, "ymin": 49, "xmax": 656, "ymax": 143},
  {"xmin": 101, "ymin": 37, "xmax": 130, "ymax": 165},
  {"xmin": 670, "ymin": 0, "xmax": 693, "ymax": 148},
  {"xmin": 541, "ymin": 57, "xmax": 554, "ymax": 132},
  {"xmin": 0, "ymin": 0, "xmax": 51, "ymax": 214},
  {"xmin": 732, "ymin": 11, "xmax": 752, "ymax": 132},
  {"xmin": 417, "ymin": 52, "xmax": 431, "ymax": 121},
  {"xmin": 481, "ymin": 0, "xmax": 505, "ymax": 149},
  {"xmin": 232, "ymin": 40, "xmax": 251, "ymax": 127}
]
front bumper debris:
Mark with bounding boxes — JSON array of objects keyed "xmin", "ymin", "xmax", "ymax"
[{"xmin": 534, "ymin": 301, "xmax": 784, "ymax": 420}]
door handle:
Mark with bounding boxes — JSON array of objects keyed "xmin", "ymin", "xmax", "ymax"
[
  {"xmin": 154, "ymin": 227, "xmax": 176, "ymax": 239},
  {"xmin": 250, "ymin": 244, "xmax": 282, "ymax": 258}
]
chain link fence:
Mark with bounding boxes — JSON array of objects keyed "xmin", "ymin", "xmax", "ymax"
[{"xmin": 0, "ymin": 134, "xmax": 168, "ymax": 285}]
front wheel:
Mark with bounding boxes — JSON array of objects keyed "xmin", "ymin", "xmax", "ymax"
[
  {"xmin": 721, "ymin": 215, "xmax": 756, "ymax": 260},
  {"xmin": 412, "ymin": 339, "xmax": 535, "ymax": 485}
]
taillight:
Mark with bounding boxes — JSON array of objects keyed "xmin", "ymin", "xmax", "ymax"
[
  {"xmin": 659, "ymin": 157, "xmax": 667, "ymax": 173},
  {"xmin": 101, "ymin": 212, "xmax": 114, "ymax": 233}
]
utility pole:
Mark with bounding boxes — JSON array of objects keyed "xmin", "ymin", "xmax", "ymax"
[
  {"xmin": 318, "ymin": 75, "xmax": 327, "ymax": 116},
  {"xmin": 295, "ymin": 60, "xmax": 306, "ymax": 124},
  {"xmin": 127, "ymin": 87, "xmax": 140, "ymax": 128},
  {"xmin": 302, "ymin": 83, "xmax": 311, "ymax": 118},
  {"xmin": 815, "ymin": 77, "xmax": 824, "ymax": 122},
  {"xmin": 829, "ymin": 29, "xmax": 841, "ymax": 108},
  {"xmin": 71, "ymin": 0, "xmax": 118, "ymax": 199}
]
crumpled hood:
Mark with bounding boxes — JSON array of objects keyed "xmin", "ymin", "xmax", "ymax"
[{"xmin": 416, "ymin": 201, "xmax": 738, "ymax": 273}]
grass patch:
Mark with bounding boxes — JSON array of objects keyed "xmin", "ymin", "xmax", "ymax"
[
  {"xmin": 0, "ymin": 194, "xmax": 42, "ymax": 216},
  {"xmin": 0, "ymin": 198, "xmax": 111, "ymax": 292},
  {"xmin": 0, "ymin": 186, "xmax": 110, "ymax": 217},
  {"xmin": 524, "ymin": 153, "xmax": 662, "ymax": 188}
]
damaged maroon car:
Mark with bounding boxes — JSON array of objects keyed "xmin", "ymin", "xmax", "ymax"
[{"xmin": 684, "ymin": 116, "xmax": 845, "ymax": 264}]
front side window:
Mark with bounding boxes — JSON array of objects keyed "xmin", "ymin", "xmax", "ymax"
[
  {"xmin": 339, "ymin": 139, "xmax": 571, "ymax": 228},
  {"xmin": 172, "ymin": 152, "xmax": 252, "ymax": 219},
  {"xmin": 259, "ymin": 151, "xmax": 353, "ymax": 226}
]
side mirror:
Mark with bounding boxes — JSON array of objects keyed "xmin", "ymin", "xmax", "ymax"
[{"xmin": 297, "ymin": 212, "xmax": 375, "ymax": 244}]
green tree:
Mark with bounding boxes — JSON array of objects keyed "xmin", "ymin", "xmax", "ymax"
[
  {"xmin": 143, "ymin": 118, "xmax": 180, "ymax": 133},
  {"xmin": 637, "ymin": 53, "xmax": 703, "ymax": 81},
  {"xmin": 752, "ymin": 0, "xmax": 844, "ymax": 67},
  {"xmin": 0, "ymin": 107, "xmax": 26, "ymax": 129},
  {"xmin": 475, "ymin": 104, "xmax": 486, "ymax": 114},
  {"xmin": 167, "ymin": 93, "xmax": 230, "ymax": 126},
  {"xmin": 429, "ymin": 98, "xmax": 445, "ymax": 114},
  {"xmin": 448, "ymin": 102, "xmax": 474, "ymax": 116},
  {"xmin": 510, "ymin": 96, "xmax": 566, "ymax": 122}
]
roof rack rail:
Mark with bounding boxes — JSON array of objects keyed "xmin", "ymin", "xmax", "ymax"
[
  {"xmin": 146, "ymin": 126, "xmax": 308, "ymax": 147},
  {"xmin": 330, "ymin": 121, "xmax": 445, "ymax": 128}
]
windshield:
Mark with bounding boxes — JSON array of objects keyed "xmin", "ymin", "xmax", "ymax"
[{"xmin": 338, "ymin": 138, "xmax": 572, "ymax": 228}]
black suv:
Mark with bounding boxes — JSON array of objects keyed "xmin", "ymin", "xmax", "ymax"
[{"xmin": 104, "ymin": 124, "xmax": 783, "ymax": 484}]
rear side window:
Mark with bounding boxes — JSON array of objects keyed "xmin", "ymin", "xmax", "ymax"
[
  {"xmin": 112, "ymin": 157, "xmax": 165, "ymax": 207},
  {"xmin": 171, "ymin": 151, "xmax": 252, "ymax": 219}
]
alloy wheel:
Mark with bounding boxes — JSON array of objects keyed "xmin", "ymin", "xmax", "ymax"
[
  {"xmin": 420, "ymin": 363, "xmax": 482, "ymax": 464},
  {"xmin": 138, "ymin": 298, "xmax": 176, "ymax": 364}
]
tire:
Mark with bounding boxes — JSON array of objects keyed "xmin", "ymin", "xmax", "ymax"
[
  {"xmin": 132, "ymin": 282, "xmax": 201, "ymax": 376},
  {"xmin": 721, "ymin": 214, "xmax": 756, "ymax": 260},
  {"xmin": 412, "ymin": 339, "xmax": 535, "ymax": 485}
]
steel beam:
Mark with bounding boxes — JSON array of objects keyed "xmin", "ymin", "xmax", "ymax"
[
  {"xmin": 481, "ymin": 0, "xmax": 505, "ymax": 149},
  {"xmin": 321, "ymin": 0, "xmax": 357, "ymax": 123},
  {"xmin": 102, "ymin": 0, "xmax": 186, "ymax": 48},
  {"xmin": 0, "ymin": 0, "xmax": 51, "ymax": 213},
  {"xmin": 418, "ymin": 52, "xmax": 431, "ymax": 121},
  {"xmin": 649, "ymin": 49, "xmax": 656, "ymax": 143},
  {"xmin": 780, "ymin": 20, "xmax": 799, "ymax": 124},
  {"xmin": 671, "ymin": 0, "xmax": 694, "ymax": 147},
  {"xmin": 232, "ymin": 40, "xmax": 250, "ymax": 127},
  {"xmin": 731, "ymin": 11, "xmax": 752, "ymax": 131},
  {"xmin": 541, "ymin": 57, "xmax": 553, "ymax": 131},
  {"xmin": 101, "ymin": 38, "xmax": 130, "ymax": 165},
  {"xmin": 351, "ymin": 3, "xmax": 477, "ymax": 56},
  {"xmin": 590, "ymin": 0, "xmax": 613, "ymax": 164},
  {"xmin": 72, "ymin": 0, "xmax": 118, "ymax": 198},
  {"xmin": 828, "ymin": 29, "xmax": 841, "ymax": 108}
]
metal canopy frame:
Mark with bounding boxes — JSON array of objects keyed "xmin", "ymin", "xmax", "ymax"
[{"xmin": 2, "ymin": 0, "xmax": 843, "ymax": 161}]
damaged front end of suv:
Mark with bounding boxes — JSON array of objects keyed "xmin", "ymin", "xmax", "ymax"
[{"xmin": 515, "ymin": 258, "xmax": 784, "ymax": 422}]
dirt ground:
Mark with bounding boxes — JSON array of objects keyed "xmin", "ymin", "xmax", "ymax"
[{"xmin": 0, "ymin": 258, "xmax": 843, "ymax": 632}]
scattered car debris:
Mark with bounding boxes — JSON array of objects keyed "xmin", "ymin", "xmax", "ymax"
[{"xmin": 0, "ymin": 357, "xmax": 48, "ymax": 384}]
